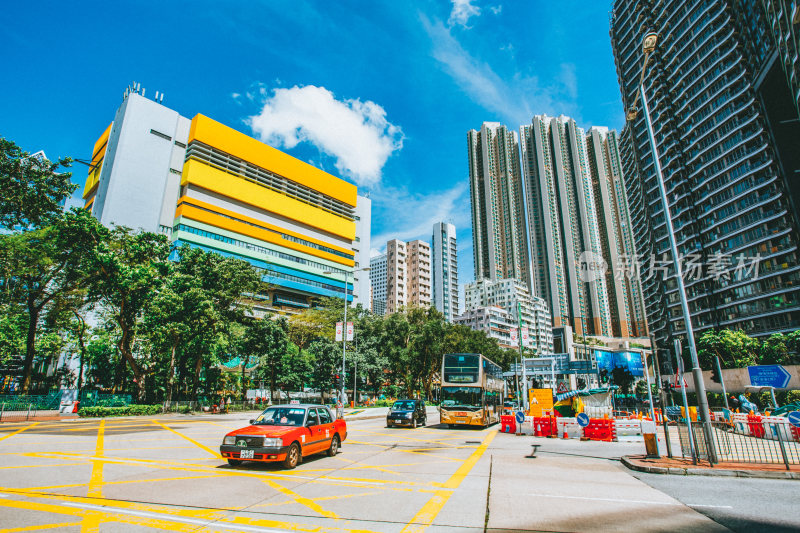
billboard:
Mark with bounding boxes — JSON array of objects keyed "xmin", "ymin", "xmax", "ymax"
[{"xmin": 593, "ymin": 350, "xmax": 644, "ymax": 377}]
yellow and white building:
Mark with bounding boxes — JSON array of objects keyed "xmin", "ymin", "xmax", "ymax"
[{"xmin": 83, "ymin": 86, "xmax": 371, "ymax": 313}]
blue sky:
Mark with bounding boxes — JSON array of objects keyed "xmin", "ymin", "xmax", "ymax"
[{"xmin": 1, "ymin": 0, "xmax": 624, "ymax": 286}]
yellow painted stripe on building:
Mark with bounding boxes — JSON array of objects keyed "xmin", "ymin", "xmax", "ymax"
[
  {"xmin": 91, "ymin": 123, "xmax": 112, "ymax": 161},
  {"xmin": 176, "ymin": 207, "xmax": 355, "ymax": 268},
  {"xmin": 181, "ymin": 158, "xmax": 355, "ymax": 240},
  {"xmin": 188, "ymin": 114, "xmax": 356, "ymax": 207},
  {"xmin": 176, "ymin": 195, "xmax": 354, "ymax": 257},
  {"xmin": 175, "ymin": 203, "xmax": 355, "ymax": 267}
]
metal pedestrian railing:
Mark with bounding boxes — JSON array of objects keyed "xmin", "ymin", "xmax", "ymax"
[
  {"xmin": 677, "ymin": 417, "xmax": 800, "ymax": 469},
  {"xmin": 0, "ymin": 402, "xmax": 59, "ymax": 421}
]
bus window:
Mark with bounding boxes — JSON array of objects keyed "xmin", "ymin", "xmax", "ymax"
[{"xmin": 443, "ymin": 354, "xmax": 479, "ymax": 383}]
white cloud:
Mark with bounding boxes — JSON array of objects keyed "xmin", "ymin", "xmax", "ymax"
[
  {"xmin": 371, "ymin": 182, "xmax": 471, "ymax": 247},
  {"xmin": 449, "ymin": 0, "xmax": 481, "ymax": 27},
  {"xmin": 247, "ymin": 85, "xmax": 403, "ymax": 186},
  {"xmin": 421, "ymin": 17, "xmax": 580, "ymax": 126}
]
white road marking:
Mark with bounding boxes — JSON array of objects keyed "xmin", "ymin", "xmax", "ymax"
[
  {"xmin": 688, "ymin": 503, "xmax": 734, "ymax": 509},
  {"xmin": 527, "ymin": 493, "xmax": 683, "ymax": 506}
]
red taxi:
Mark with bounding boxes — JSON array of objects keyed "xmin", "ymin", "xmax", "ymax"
[{"xmin": 220, "ymin": 404, "xmax": 346, "ymax": 469}]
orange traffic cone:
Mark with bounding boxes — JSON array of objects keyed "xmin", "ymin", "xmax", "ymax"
[
  {"xmin": 562, "ymin": 429, "xmax": 569, "ymax": 439},
  {"xmin": 534, "ymin": 423, "xmax": 541, "ymax": 437}
]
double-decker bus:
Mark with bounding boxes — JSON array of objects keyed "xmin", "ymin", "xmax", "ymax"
[{"xmin": 439, "ymin": 353, "xmax": 504, "ymax": 427}]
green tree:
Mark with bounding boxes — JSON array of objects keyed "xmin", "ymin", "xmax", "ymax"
[
  {"xmin": 0, "ymin": 304, "xmax": 25, "ymax": 365},
  {"xmin": 0, "ymin": 138, "xmax": 76, "ymax": 230},
  {"xmin": 308, "ymin": 337, "xmax": 341, "ymax": 403},
  {"xmin": 242, "ymin": 316, "xmax": 289, "ymax": 402},
  {"xmin": 696, "ymin": 329, "xmax": 759, "ymax": 369},
  {"xmin": 277, "ymin": 344, "xmax": 313, "ymax": 394},
  {"xmin": 86, "ymin": 227, "xmax": 171, "ymax": 401},
  {"xmin": 0, "ymin": 209, "xmax": 105, "ymax": 393},
  {"xmin": 173, "ymin": 246, "xmax": 261, "ymax": 399},
  {"xmin": 407, "ymin": 307, "xmax": 447, "ymax": 400}
]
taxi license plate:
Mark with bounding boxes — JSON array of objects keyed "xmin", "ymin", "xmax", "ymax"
[
  {"xmin": 455, "ymin": 412, "xmax": 467, "ymax": 417},
  {"xmin": 240, "ymin": 449, "xmax": 254, "ymax": 459}
]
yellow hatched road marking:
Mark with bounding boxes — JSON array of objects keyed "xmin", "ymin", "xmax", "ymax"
[
  {"xmin": 150, "ymin": 419, "xmax": 223, "ymax": 459},
  {"xmin": 0, "ymin": 491, "xmax": 380, "ymax": 533},
  {"xmin": 262, "ymin": 478, "xmax": 340, "ymax": 519},
  {"xmin": 20, "ymin": 474, "xmax": 227, "ymax": 492},
  {"xmin": 0, "ymin": 521, "xmax": 82, "ymax": 532},
  {"xmin": 0, "ymin": 462, "xmax": 89, "ymax": 470},
  {"xmin": 0, "ymin": 422, "xmax": 40, "ymax": 443},
  {"xmin": 400, "ymin": 430, "xmax": 496, "ymax": 533},
  {"xmin": 86, "ymin": 420, "xmax": 104, "ymax": 498}
]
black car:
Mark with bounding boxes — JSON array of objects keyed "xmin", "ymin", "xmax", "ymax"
[{"xmin": 386, "ymin": 399, "xmax": 426, "ymax": 428}]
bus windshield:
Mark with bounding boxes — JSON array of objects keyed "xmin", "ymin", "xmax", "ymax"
[{"xmin": 440, "ymin": 386, "xmax": 481, "ymax": 410}]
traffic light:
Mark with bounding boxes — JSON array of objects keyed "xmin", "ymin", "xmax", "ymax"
[
  {"xmin": 710, "ymin": 366, "xmax": 720, "ymax": 383},
  {"xmin": 599, "ymin": 369, "xmax": 609, "ymax": 385},
  {"xmin": 333, "ymin": 374, "xmax": 340, "ymax": 387}
]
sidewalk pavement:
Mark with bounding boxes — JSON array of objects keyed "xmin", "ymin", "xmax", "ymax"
[
  {"xmin": 621, "ymin": 453, "xmax": 800, "ymax": 479},
  {"xmin": 434, "ymin": 431, "xmax": 730, "ymax": 532}
]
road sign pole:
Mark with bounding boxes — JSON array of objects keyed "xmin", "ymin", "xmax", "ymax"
[
  {"xmin": 517, "ymin": 302, "xmax": 528, "ymax": 411},
  {"xmin": 675, "ymin": 340, "xmax": 697, "ymax": 465},
  {"xmin": 716, "ymin": 356, "xmax": 729, "ymax": 410}
]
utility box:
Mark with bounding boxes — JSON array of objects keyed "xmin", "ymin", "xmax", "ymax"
[{"xmin": 642, "ymin": 419, "xmax": 659, "ymax": 458}]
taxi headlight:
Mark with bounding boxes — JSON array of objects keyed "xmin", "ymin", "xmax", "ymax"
[
  {"xmin": 223, "ymin": 436, "xmax": 235, "ymax": 445},
  {"xmin": 263, "ymin": 438, "xmax": 282, "ymax": 447},
  {"xmin": 405, "ymin": 412, "xmax": 413, "ymax": 419}
]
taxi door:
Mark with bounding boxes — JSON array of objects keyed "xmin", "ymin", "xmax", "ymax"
[
  {"xmin": 316, "ymin": 406, "xmax": 336, "ymax": 447},
  {"xmin": 304, "ymin": 408, "xmax": 325, "ymax": 454}
]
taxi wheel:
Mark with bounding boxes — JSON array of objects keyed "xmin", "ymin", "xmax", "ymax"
[
  {"xmin": 412, "ymin": 417, "xmax": 417, "ymax": 429},
  {"xmin": 327, "ymin": 435, "xmax": 340, "ymax": 457},
  {"xmin": 387, "ymin": 421, "xmax": 393, "ymax": 428},
  {"xmin": 283, "ymin": 443, "xmax": 301, "ymax": 469},
  {"xmin": 423, "ymin": 417, "xmax": 427, "ymax": 426},
  {"xmin": 227, "ymin": 459, "xmax": 241, "ymax": 466}
]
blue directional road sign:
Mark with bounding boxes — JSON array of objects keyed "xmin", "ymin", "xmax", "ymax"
[
  {"xmin": 788, "ymin": 412, "xmax": 800, "ymax": 428},
  {"xmin": 515, "ymin": 411, "xmax": 525, "ymax": 424},
  {"xmin": 577, "ymin": 413, "xmax": 590, "ymax": 427},
  {"xmin": 747, "ymin": 365, "xmax": 791, "ymax": 388}
]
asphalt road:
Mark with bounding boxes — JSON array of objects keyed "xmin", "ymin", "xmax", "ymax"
[
  {"xmin": 0, "ymin": 409, "xmax": 795, "ymax": 532},
  {"xmin": 632, "ymin": 471, "xmax": 800, "ymax": 533}
]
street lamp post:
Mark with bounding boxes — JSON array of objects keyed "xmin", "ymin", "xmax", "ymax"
[
  {"xmin": 628, "ymin": 31, "xmax": 715, "ymax": 461},
  {"xmin": 324, "ymin": 267, "xmax": 369, "ymax": 412}
]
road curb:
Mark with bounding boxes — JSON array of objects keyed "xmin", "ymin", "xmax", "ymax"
[{"xmin": 620, "ymin": 456, "xmax": 800, "ymax": 480}]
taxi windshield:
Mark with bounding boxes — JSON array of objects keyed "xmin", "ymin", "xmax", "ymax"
[
  {"xmin": 392, "ymin": 401, "xmax": 416, "ymax": 411},
  {"xmin": 253, "ymin": 407, "xmax": 306, "ymax": 426}
]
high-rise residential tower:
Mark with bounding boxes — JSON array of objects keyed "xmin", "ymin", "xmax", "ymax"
[
  {"xmin": 585, "ymin": 127, "xmax": 648, "ymax": 337},
  {"xmin": 519, "ymin": 115, "xmax": 612, "ymax": 337},
  {"xmin": 83, "ymin": 87, "xmax": 367, "ymax": 315},
  {"xmin": 369, "ymin": 254, "xmax": 388, "ymax": 316},
  {"xmin": 468, "ymin": 122, "xmax": 530, "ymax": 286},
  {"xmin": 384, "ymin": 238, "xmax": 432, "ymax": 314},
  {"xmin": 432, "ymin": 222, "xmax": 459, "ymax": 322},
  {"xmin": 611, "ymin": 0, "xmax": 800, "ymax": 349},
  {"xmin": 460, "ymin": 278, "xmax": 554, "ymax": 355}
]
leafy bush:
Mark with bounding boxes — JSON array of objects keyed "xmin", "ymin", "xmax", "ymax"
[{"xmin": 78, "ymin": 405, "xmax": 162, "ymax": 418}]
